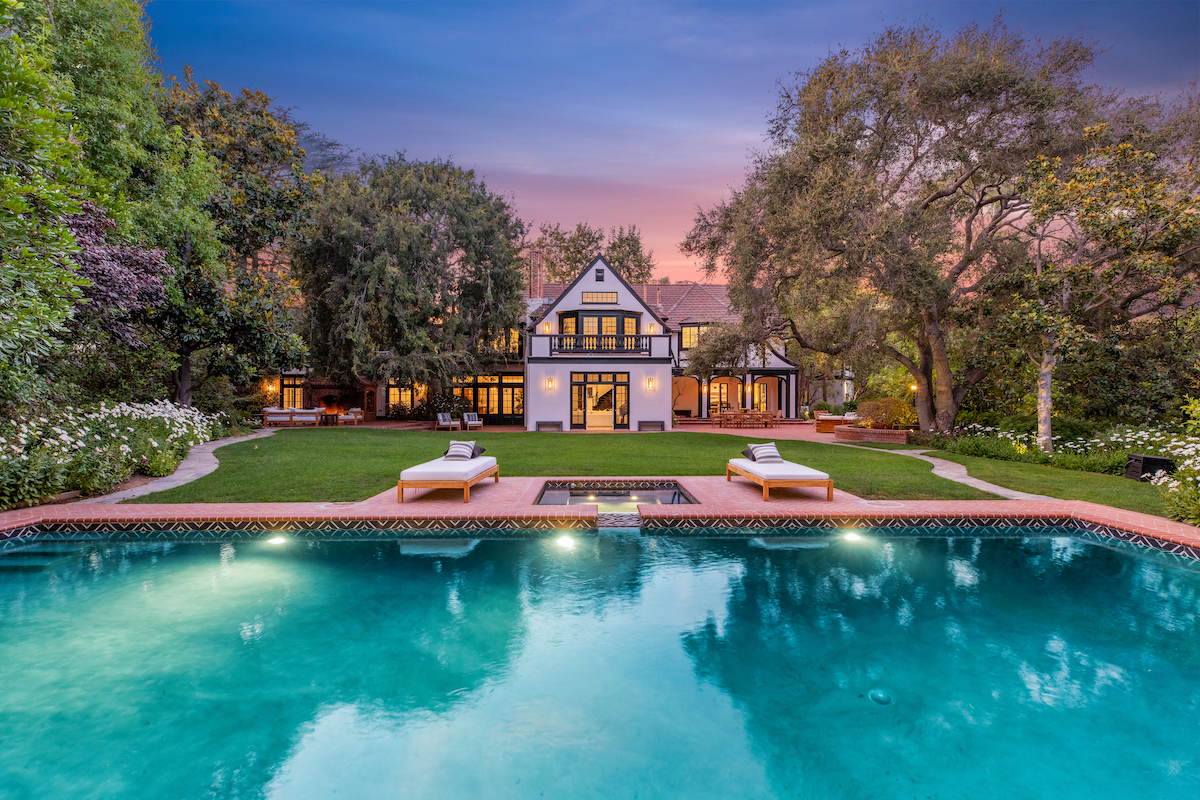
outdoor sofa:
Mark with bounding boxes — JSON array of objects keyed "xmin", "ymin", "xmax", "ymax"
[
  {"xmin": 339, "ymin": 408, "xmax": 364, "ymax": 425},
  {"xmin": 397, "ymin": 454, "xmax": 499, "ymax": 503},
  {"xmin": 263, "ymin": 407, "xmax": 321, "ymax": 427}
]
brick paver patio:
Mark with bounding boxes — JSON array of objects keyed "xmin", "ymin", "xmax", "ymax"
[{"xmin": 3, "ymin": 472, "xmax": 1197, "ymax": 555}]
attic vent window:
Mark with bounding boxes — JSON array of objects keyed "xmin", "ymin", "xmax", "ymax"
[
  {"xmin": 595, "ymin": 268, "xmax": 605, "ymax": 281},
  {"xmin": 581, "ymin": 292, "xmax": 618, "ymax": 304}
]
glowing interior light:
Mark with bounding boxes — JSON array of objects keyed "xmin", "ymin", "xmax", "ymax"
[
  {"xmin": 556, "ymin": 535, "xmax": 575, "ymax": 549},
  {"xmin": 844, "ymin": 532, "xmax": 862, "ymax": 541},
  {"xmin": 267, "ymin": 536, "xmax": 287, "ymax": 545}
]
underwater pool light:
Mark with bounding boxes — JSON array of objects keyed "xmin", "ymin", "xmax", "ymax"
[
  {"xmin": 267, "ymin": 536, "xmax": 288, "ymax": 545},
  {"xmin": 844, "ymin": 532, "xmax": 863, "ymax": 542},
  {"xmin": 555, "ymin": 535, "xmax": 576, "ymax": 549}
]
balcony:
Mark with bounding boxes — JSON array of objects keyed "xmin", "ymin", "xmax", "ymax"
[
  {"xmin": 551, "ymin": 334, "xmax": 649, "ymax": 354},
  {"xmin": 527, "ymin": 334, "xmax": 673, "ymax": 359}
]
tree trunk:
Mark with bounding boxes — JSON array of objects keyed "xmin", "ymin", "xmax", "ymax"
[
  {"xmin": 1036, "ymin": 346, "xmax": 1056, "ymax": 453},
  {"xmin": 172, "ymin": 352, "xmax": 193, "ymax": 407},
  {"xmin": 923, "ymin": 309, "xmax": 963, "ymax": 432}
]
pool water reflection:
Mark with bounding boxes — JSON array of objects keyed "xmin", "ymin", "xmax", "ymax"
[{"xmin": 0, "ymin": 533, "xmax": 1198, "ymax": 799}]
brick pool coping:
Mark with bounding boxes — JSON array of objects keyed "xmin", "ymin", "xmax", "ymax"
[{"xmin": 1, "ymin": 475, "xmax": 1197, "ymax": 560}]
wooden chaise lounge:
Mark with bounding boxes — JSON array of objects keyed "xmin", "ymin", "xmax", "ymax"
[
  {"xmin": 397, "ymin": 455, "xmax": 499, "ymax": 503},
  {"xmin": 726, "ymin": 458, "xmax": 834, "ymax": 501}
]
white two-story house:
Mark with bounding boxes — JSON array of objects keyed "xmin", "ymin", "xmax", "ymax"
[
  {"xmin": 360, "ymin": 255, "xmax": 804, "ymax": 429},
  {"xmin": 524, "ymin": 257, "xmax": 676, "ymax": 430}
]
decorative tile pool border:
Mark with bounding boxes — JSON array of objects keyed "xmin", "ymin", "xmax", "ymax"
[{"xmin": 1, "ymin": 510, "xmax": 1197, "ymax": 561}]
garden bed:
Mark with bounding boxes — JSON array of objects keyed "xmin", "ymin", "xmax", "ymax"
[{"xmin": 833, "ymin": 426, "xmax": 909, "ymax": 444}]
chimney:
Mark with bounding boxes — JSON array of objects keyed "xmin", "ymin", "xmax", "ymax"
[{"xmin": 528, "ymin": 249, "xmax": 544, "ymax": 301}]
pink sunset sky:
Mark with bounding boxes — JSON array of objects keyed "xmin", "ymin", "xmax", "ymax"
[{"xmin": 148, "ymin": 1, "xmax": 1198, "ymax": 282}]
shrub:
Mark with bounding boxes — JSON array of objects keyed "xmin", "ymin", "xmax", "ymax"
[
  {"xmin": 0, "ymin": 401, "xmax": 224, "ymax": 509},
  {"xmin": 856, "ymin": 397, "xmax": 917, "ymax": 429},
  {"xmin": 411, "ymin": 392, "xmax": 473, "ymax": 420},
  {"xmin": 812, "ymin": 401, "xmax": 833, "ymax": 412}
]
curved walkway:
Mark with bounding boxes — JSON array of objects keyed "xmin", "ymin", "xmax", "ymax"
[{"xmin": 76, "ymin": 428, "xmax": 280, "ymax": 505}]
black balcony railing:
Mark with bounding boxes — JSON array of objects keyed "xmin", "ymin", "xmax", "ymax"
[{"xmin": 550, "ymin": 334, "xmax": 650, "ymax": 354}]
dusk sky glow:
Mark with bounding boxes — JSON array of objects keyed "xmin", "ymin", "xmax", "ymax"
[{"xmin": 148, "ymin": 1, "xmax": 1200, "ymax": 281}]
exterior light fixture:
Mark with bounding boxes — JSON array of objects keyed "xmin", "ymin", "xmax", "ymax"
[
  {"xmin": 647, "ymin": 377, "xmax": 654, "ymax": 390},
  {"xmin": 909, "ymin": 384, "xmax": 918, "ymax": 391},
  {"xmin": 543, "ymin": 322, "xmax": 551, "ymax": 333},
  {"xmin": 547, "ymin": 377, "xmax": 554, "ymax": 390},
  {"xmin": 648, "ymin": 324, "xmax": 655, "ymax": 334}
]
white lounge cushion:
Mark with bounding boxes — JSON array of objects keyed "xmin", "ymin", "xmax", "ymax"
[
  {"xmin": 400, "ymin": 456, "xmax": 497, "ymax": 482},
  {"xmin": 728, "ymin": 458, "xmax": 829, "ymax": 481}
]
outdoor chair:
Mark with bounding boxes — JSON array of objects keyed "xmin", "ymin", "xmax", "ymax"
[
  {"xmin": 435, "ymin": 413, "xmax": 461, "ymax": 431},
  {"xmin": 463, "ymin": 412, "xmax": 484, "ymax": 431}
]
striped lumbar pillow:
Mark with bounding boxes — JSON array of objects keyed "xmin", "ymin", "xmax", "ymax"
[
  {"xmin": 443, "ymin": 440, "xmax": 476, "ymax": 461},
  {"xmin": 748, "ymin": 442, "xmax": 785, "ymax": 464}
]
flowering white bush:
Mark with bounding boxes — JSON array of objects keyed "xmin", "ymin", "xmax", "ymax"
[
  {"xmin": 0, "ymin": 401, "xmax": 226, "ymax": 509},
  {"xmin": 946, "ymin": 422, "xmax": 1200, "ymax": 523}
]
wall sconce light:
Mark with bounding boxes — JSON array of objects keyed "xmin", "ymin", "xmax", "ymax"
[
  {"xmin": 648, "ymin": 324, "xmax": 655, "ymax": 334},
  {"xmin": 546, "ymin": 377, "xmax": 554, "ymax": 390},
  {"xmin": 543, "ymin": 322, "xmax": 551, "ymax": 333},
  {"xmin": 647, "ymin": 377, "xmax": 654, "ymax": 390}
]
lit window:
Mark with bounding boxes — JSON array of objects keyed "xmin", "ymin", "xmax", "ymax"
[
  {"xmin": 581, "ymin": 292, "xmax": 618, "ymax": 304},
  {"xmin": 281, "ymin": 376, "xmax": 304, "ymax": 408},
  {"xmin": 682, "ymin": 324, "xmax": 710, "ymax": 349}
]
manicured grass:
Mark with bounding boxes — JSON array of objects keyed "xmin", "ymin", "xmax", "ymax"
[
  {"xmin": 926, "ymin": 452, "xmax": 1165, "ymax": 517},
  {"xmin": 130, "ymin": 429, "xmax": 996, "ymax": 503}
]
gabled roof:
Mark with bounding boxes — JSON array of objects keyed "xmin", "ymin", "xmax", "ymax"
[
  {"xmin": 528, "ymin": 255, "xmax": 670, "ymax": 329},
  {"xmin": 529, "ymin": 273, "xmax": 736, "ymax": 330}
]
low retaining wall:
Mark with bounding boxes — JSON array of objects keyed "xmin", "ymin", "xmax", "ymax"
[{"xmin": 833, "ymin": 426, "xmax": 910, "ymax": 444}]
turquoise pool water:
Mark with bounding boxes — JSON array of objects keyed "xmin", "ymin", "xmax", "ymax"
[{"xmin": 1, "ymin": 532, "xmax": 1198, "ymax": 799}]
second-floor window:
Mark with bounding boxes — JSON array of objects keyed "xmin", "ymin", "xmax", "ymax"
[
  {"xmin": 681, "ymin": 324, "xmax": 711, "ymax": 349},
  {"xmin": 581, "ymin": 291, "xmax": 618, "ymax": 303}
]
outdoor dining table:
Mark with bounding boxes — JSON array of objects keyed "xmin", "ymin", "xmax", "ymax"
[{"xmin": 714, "ymin": 411, "xmax": 776, "ymax": 428}]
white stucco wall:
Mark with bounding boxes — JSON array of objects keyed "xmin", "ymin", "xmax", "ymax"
[{"xmin": 526, "ymin": 362, "xmax": 672, "ymax": 431}]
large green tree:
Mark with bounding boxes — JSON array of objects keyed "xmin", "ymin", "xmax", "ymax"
[
  {"xmin": 980, "ymin": 123, "xmax": 1200, "ymax": 449},
  {"xmin": 16, "ymin": 0, "xmax": 311, "ymax": 405},
  {"xmin": 291, "ymin": 156, "xmax": 527, "ymax": 390},
  {"xmin": 160, "ymin": 67, "xmax": 319, "ymax": 263},
  {"xmin": 683, "ymin": 20, "xmax": 1103, "ymax": 431},
  {"xmin": 530, "ymin": 221, "xmax": 655, "ymax": 283},
  {"xmin": 0, "ymin": 0, "xmax": 86, "ymax": 362}
]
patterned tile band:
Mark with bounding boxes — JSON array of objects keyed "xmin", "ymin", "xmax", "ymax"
[{"xmin": 1, "ymin": 515, "xmax": 1195, "ymax": 560}]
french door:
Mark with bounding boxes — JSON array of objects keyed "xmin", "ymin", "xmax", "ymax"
[{"xmin": 570, "ymin": 372, "xmax": 629, "ymax": 429}]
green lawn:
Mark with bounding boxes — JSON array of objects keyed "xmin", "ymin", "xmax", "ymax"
[
  {"xmin": 130, "ymin": 429, "xmax": 996, "ymax": 503},
  {"xmin": 926, "ymin": 452, "xmax": 1165, "ymax": 517}
]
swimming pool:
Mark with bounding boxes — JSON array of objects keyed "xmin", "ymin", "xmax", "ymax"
[{"xmin": 1, "ymin": 531, "xmax": 1197, "ymax": 798}]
